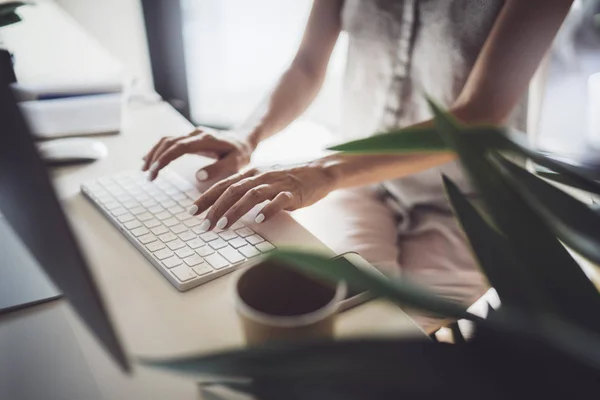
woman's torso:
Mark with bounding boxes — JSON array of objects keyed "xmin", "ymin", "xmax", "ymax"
[{"xmin": 340, "ymin": 0, "xmax": 527, "ymax": 211}]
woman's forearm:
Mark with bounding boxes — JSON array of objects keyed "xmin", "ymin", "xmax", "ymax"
[
  {"xmin": 237, "ymin": 0, "xmax": 343, "ymax": 149},
  {"xmin": 318, "ymin": 104, "xmax": 494, "ymax": 190},
  {"xmin": 242, "ymin": 63, "xmax": 329, "ymax": 149}
]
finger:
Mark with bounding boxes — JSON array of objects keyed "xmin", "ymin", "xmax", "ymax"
[
  {"xmin": 254, "ymin": 191, "xmax": 295, "ymax": 223},
  {"xmin": 149, "ymin": 136, "xmax": 204, "ymax": 180},
  {"xmin": 145, "ymin": 136, "xmax": 183, "ymax": 178},
  {"xmin": 209, "ymin": 184, "xmax": 276, "ymax": 231},
  {"xmin": 188, "ymin": 168, "xmax": 258, "ymax": 219},
  {"xmin": 196, "ymin": 153, "xmax": 239, "ymax": 182},
  {"xmin": 142, "ymin": 136, "xmax": 171, "ymax": 171}
]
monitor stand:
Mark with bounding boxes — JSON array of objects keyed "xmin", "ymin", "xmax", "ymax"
[{"xmin": 0, "ymin": 215, "xmax": 61, "ymax": 314}]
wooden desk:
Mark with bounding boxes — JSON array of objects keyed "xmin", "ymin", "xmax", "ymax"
[{"xmin": 1, "ymin": 2, "xmax": 424, "ymax": 399}]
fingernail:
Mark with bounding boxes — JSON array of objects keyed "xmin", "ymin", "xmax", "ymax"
[
  {"xmin": 149, "ymin": 162, "xmax": 159, "ymax": 172},
  {"xmin": 198, "ymin": 219, "xmax": 211, "ymax": 232},
  {"xmin": 188, "ymin": 204, "xmax": 198, "ymax": 215},
  {"xmin": 216, "ymin": 217, "xmax": 228, "ymax": 230},
  {"xmin": 255, "ymin": 213, "xmax": 265, "ymax": 224},
  {"xmin": 196, "ymin": 169, "xmax": 208, "ymax": 181}
]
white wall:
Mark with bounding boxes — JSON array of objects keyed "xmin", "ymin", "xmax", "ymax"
[{"xmin": 53, "ymin": 0, "xmax": 153, "ymax": 89}]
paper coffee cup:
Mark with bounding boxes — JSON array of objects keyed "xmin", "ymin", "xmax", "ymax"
[{"xmin": 234, "ymin": 259, "xmax": 346, "ymax": 345}]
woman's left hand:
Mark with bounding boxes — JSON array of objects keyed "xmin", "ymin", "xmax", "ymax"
[{"xmin": 188, "ymin": 161, "xmax": 338, "ymax": 231}]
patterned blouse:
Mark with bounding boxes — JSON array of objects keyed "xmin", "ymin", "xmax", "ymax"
[{"xmin": 340, "ymin": 0, "xmax": 527, "ymax": 211}]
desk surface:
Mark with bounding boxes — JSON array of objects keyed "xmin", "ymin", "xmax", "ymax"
[{"xmin": 1, "ymin": 2, "xmax": 424, "ymax": 399}]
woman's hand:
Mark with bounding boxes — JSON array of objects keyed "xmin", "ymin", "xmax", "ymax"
[
  {"xmin": 142, "ymin": 128, "xmax": 255, "ymax": 182},
  {"xmin": 188, "ymin": 161, "xmax": 338, "ymax": 231}
]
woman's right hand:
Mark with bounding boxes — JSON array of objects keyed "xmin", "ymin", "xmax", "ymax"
[{"xmin": 142, "ymin": 128, "xmax": 256, "ymax": 182}]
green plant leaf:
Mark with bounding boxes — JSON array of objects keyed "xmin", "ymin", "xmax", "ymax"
[
  {"xmin": 503, "ymin": 133, "xmax": 600, "ymax": 195},
  {"xmin": 0, "ymin": 1, "xmax": 28, "ymax": 16},
  {"xmin": 492, "ymin": 154, "xmax": 600, "ymax": 266},
  {"xmin": 537, "ymin": 171, "xmax": 600, "ymax": 195},
  {"xmin": 427, "ymin": 97, "xmax": 600, "ymax": 334},
  {"xmin": 270, "ymin": 249, "xmax": 471, "ymax": 321},
  {"xmin": 442, "ymin": 175, "xmax": 543, "ymax": 311},
  {"xmin": 141, "ymin": 338, "xmax": 509, "ymax": 398},
  {"xmin": 0, "ymin": 11, "xmax": 20, "ymax": 27},
  {"xmin": 328, "ymin": 125, "xmax": 509, "ymax": 154}
]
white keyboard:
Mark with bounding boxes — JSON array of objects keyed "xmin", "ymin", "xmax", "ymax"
[{"xmin": 81, "ymin": 169, "xmax": 275, "ymax": 291}]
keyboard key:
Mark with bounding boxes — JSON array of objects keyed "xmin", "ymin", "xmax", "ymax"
[
  {"xmin": 104, "ymin": 201, "xmax": 121, "ymax": 211},
  {"xmin": 137, "ymin": 212, "xmax": 153, "ymax": 222},
  {"xmin": 148, "ymin": 205, "xmax": 164, "ymax": 214},
  {"xmin": 185, "ymin": 189, "xmax": 201, "ymax": 198},
  {"xmin": 160, "ymin": 199, "xmax": 177, "ymax": 208},
  {"xmin": 239, "ymin": 245, "xmax": 260, "ymax": 258},
  {"xmin": 138, "ymin": 233, "xmax": 157, "ymax": 244},
  {"xmin": 115, "ymin": 194, "xmax": 133, "ymax": 203},
  {"xmin": 176, "ymin": 247, "xmax": 195, "ymax": 259},
  {"xmin": 246, "ymin": 234, "xmax": 265, "ymax": 245},
  {"xmin": 151, "ymin": 225, "xmax": 169, "ymax": 235},
  {"xmin": 167, "ymin": 239, "xmax": 186, "ymax": 250},
  {"xmin": 175, "ymin": 212, "xmax": 192, "ymax": 221},
  {"xmin": 256, "ymin": 241, "xmax": 275, "ymax": 253},
  {"xmin": 158, "ymin": 232, "xmax": 177, "ymax": 242},
  {"xmin": 200, "ymin": 231, "xmax": 219, "ymax": 242},
  {"xmin": 145, "ymin": 187, "xmax": 160, "ymax": 196},
  {"xmin": 171, "ymin": 192, "xmax": 187, "ymax": 201},
  {"xmin": 229, "ymin": 237, "xmax": 248, "ymax": 249},
  {"xmin": 179, "ymin": 198, "xmax": 194, "ymax": 207},
  {"xmin": 154, "ymin": 249, "xmax": 174, "ymax": 260},
  {"xmin": 235, "ymin": 227, "xmax": 254, "ymax": 238},
  {"xmin": 164, "ymin": 187, "xmax": 178, "ymax": 196},
  {"xmin": 155, "ymin": 211, "xmax": 171, "ymax": 221},
  {"xmin": 178, "ymin": 231, "xmax": 195, "ymax": 241},
  {"xmin": 153, "ymin": 193, "xmax": 169, "ymax": 202},
  {"xmin": 163, "ymin": 256, "xmax": 183, "ymax": 269},
  {"xmin": 219, "ymin": 230, "xmax": 238, "ymax": 241},
  {"xmin": 187, "ymin": 238, "xmax": 205, "ymax": 249},
  {"xmin": 196, "ymin": 246, "xmax": 214, "ymax": 257},
  {"xmin": 230, "ymin": 221, "xmax": 245, "ymax": 230},
  {"xmin": 146, "ymin": 241, "xmax": 165, "ymax": 252},
  {"xmin": 141, "ymin": 199, "xmax": 157, "ymax": 208},
  {"xmin": 168, "ymin": 205, "xmax": 185, "ymax": 214},
  {"xmin": 219, "ymin": 246, "xmax": 245, "ymax": 264},
  {"xmin": 183, "ymin": 254, "xmax": 204, "ymax": 266},
  {"xmin": 192, "ymin": 225, "xmax": 208, "ymax": 234},
  {"xmin": 122, "ymin": 200, "xmax": 140, "ymax": 209},
  {"xmin": 205, "ymin": 253, "xmax": 229, "ymax": 269},
  {"xmin": 131, "ymin": 226, "xmax": 150, "ymax": 237},
  {"xmin": 117, "ymin": 213, "xmax": 135, "ymax": 223},
  {"xmin": 170, "ymin": 265, "xmax": 197, "ymax": 281},
  {"xmin": 209, "ymin": 238, "xmax": 228, "ymax": 250},
  {"xmin": 171, "ymin": 224, "xmax": 188, "ymax": 234},
  {"xmin": 163, "ymin": 218, "xmax": 179, "ymax": 227},
  {"xmin": 124, "ymin": 220, "xmax": 142, "ymax": 230},
  {"xmin": 184, "ymin": 218, "xmax": 202, "ymax": 228},
  {"xmin": 130, "ymin": 206, "xmax": 146, "ymax": 215},
  {"xmin": 143, "ymin": 219, "xmax": 161, "ymax": 228},
  {"xmin": 111, "ymin": 207, "xmax": 127, "ymax": 217},
  {"xmin": 192, "ymin": 264, "xmax": 212, "ymax": 276}
]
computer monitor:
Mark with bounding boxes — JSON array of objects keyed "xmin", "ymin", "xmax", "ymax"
[{"xmin": 0, "ymin": 82, "xmax": 129, "ymax": 371}]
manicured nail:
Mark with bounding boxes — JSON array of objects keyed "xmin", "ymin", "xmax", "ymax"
[
  {"xmin": 196, "ymin": 169, "xmax": 208, "ymax": 181},
  {"xmin": 188, "ymin": 204, "xmax": 198, "ymax": 215},
  {"xmin": 149, "ymin": 162, "xmax": 159, "ymax": 172},
  {"xmin": 255, "ymin": 213, "xmax": 265, "ymax": 224},
  {"xmin": 216, "ymin": 217, "xmax": 228, "ymax": 230},
  {"xmin": 198, "ymin": 219, "xmax": 211, "ymax": 232}
]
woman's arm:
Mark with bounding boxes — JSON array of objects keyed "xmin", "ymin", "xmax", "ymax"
[
  {"xmin": 142, "ymin": 0, "xmax": 343, "ymax": 180},
  {"xmin": 321, "ymin": 0, "xmax": 574, "ymax": 191},
  {"xmin": 244, "ymin": 0, "xmax": 344, "ymax": 148},
  {"xmin": 189, "ymin": 0, "xmax": 575, "ymax": 230}
]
